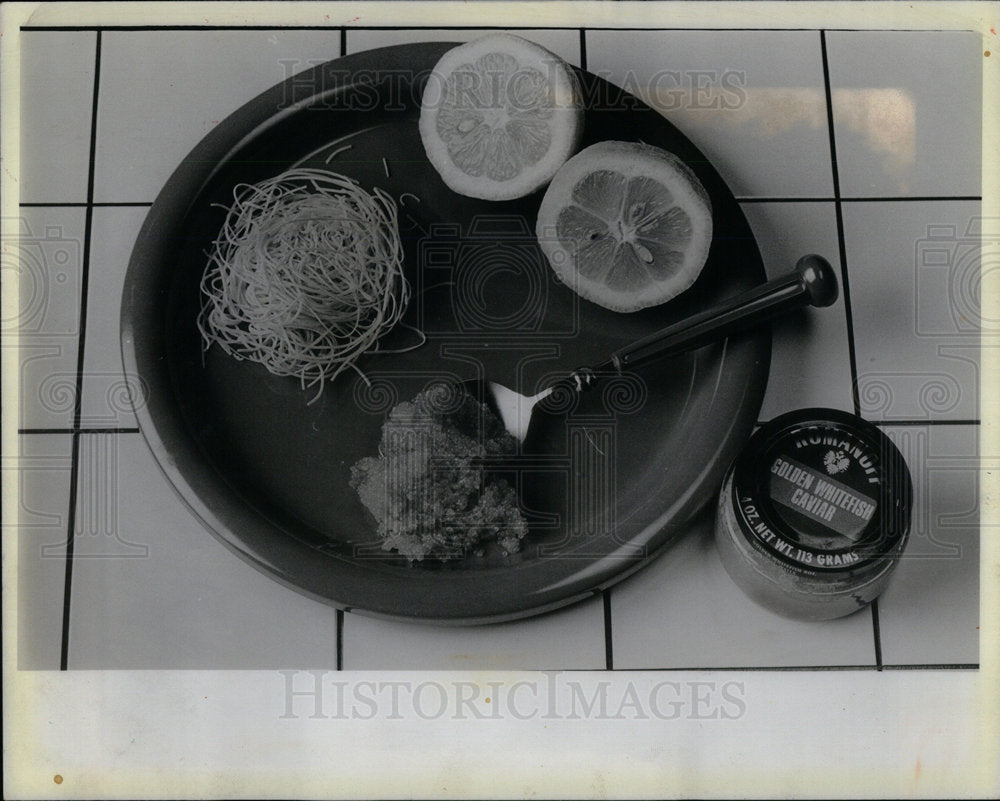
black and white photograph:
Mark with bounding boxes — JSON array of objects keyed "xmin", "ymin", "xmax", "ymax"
[{"xmin": 3, "ymin": 1, "xmax": 996, "ymax": 797}]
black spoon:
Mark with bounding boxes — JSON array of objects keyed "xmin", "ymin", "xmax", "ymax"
[{"xmin": 467, "ymin": 254, "xmax": 839, "ymax": 442}]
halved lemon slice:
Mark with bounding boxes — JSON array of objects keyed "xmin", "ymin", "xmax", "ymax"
[
  {"xmin": 419, "ymin": 34, "xmax": 584, "ymax": 200},
  {"xmin": 536, "ymin": 141, "xmax": 713, "ymax": 312}
]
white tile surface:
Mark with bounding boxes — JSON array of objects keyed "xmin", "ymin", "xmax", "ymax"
[
  {"xmin": 94, "ymin": 30, "xmax": 344, "ymax": 202},
  {"xmin": 585, "ymin": 30, "xmax": 833, "ymax": 198},
  {"xmin": 610, "ymin": 513, "xmax": 878, "ymax": 669},
  {"xmin": 81, "ymin": 207, "xmax": 148, "ymax": 427},
  {"xmin": 16, "ymin": 207, "xmax": 87, "ymax": 429},
  {"xmin": 740, "ymin": 202, "xmax": 853, "ymax": 420},
  {"xmin": 31, "ymin": 27, "xmax": 979, "ymax": 674},
  {"xmin": 876, "ymin": 425, "xmax": 980, "ymax": 665},
  {"xmin": 843, "ymin": 200, "xmax": 981, "ymax": 422},
  {"xmin": 19, "ymin": 31, "xmax": 97, "ymax": 203},
  {"xmin": 68, "ymin": 434, "xmax": 340, "ymax": 668},
  {"xmin": 343, "ymin": 594, "xmax": 606, "ymax": 669},
  {"xmin": 16, "ymin": 434, "xmax": 73, "ymax": 669},
  {"xmin": 825, "ymin": 31, "xmax": 981, "ymax": 198},
  {"xmin": 345, "ymin": 28, "xmax": 582, "ymax": 66}
]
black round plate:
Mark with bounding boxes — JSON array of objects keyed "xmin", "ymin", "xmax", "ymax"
[{"xmin": 121, "ymin": 43, "xmax": 770, "ymax": 623}]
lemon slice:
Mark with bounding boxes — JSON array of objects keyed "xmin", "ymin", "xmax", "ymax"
[
  {"xmin": 419, "ymin": 34, "xmax": 584, "ymax": 200},
  {"xmin": 536, "ymin": 141, "xmax": 713, "ymax": 312}
]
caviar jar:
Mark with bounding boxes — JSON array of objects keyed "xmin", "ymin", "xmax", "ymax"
[{"xmin": 715, "ymin": 408, "xmax": 913, "ymax": 621}]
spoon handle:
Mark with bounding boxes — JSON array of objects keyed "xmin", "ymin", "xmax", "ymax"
[{"xmin": 602, "ymin": 254, "xmax": 838, "ymax": 372}]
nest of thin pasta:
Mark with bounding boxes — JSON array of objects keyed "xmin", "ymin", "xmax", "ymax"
[{"xmin": 197, "ymin": 169, "xmax": 411, "ymax": 401}]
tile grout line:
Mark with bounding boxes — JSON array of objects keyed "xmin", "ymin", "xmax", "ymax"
[
  {"xmin": 19, "ymin": 202, "xmax": 153, "ymax": 208},
  {"xmin": 336, "ymin": 610, "xmax": 345, "ymax": 670},
  {"xmin": 331, "ymin": 23, "xmax": 348, "ymax": 687},
  {"xmin": 819, "ymin": 31, "xmax": 861, "ymax": 418},
  {"xmin": 605, "ymin": 663, "xmax": 977, "ymax": 672},
  {"xmin": 60, "ymin": 438, "xmax": 82, "ymax": 670},
  {"xmin": 20, "ymin": 197, "xmax": 983, "ymax": 209},
  {"xmin": 821, "ymin": 30, "xmax": 886, "ymax": 672},
  {"xmin": 603, "ymin": 590, "xmax": 613, "ymax": 670},
  {"xmin": 871, "ymin": 600, "xmax": 884, "ymax": 670},
  {"xmin": 60, "ymin": 29, "xmax": 103, "ymax": 672},
  {"xmin": 20, "ymin": 25, "xmax": 935, "ymax": 33},
  {"xmin": 737, "ymin": 196, "xmax": 982, "ymax": 204},
  {"xmin": 20, "ymin": 427, "xmax": 140, "ymax": 435}
]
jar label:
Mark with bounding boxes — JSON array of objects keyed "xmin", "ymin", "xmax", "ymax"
[{"xmin": 769, "ymin": 455, "xmax": 878, "ymax": 542}]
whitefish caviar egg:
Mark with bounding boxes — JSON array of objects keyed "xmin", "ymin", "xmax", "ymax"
[{"xmin": 715, "ymin": 408, "xmax": 913, "ymax": 621}]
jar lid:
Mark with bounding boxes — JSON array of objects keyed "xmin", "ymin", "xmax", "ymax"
[{"xmin": 730, "ymin": 408, "xmax": 913, "ymax": 573}]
